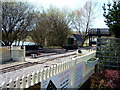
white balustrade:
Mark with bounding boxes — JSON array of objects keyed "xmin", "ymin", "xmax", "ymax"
[{"xmin": 0, "ymin": 51, "xmax": 96, "ymax": 89}]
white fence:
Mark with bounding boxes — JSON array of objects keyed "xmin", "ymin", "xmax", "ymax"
[
  {"xmin": 0, "ymin": 46, "xmax": 25, "ymax": 64},
  {"xmin": 0, "ymin": 51, "xmax": 96, "ymax": 89}
]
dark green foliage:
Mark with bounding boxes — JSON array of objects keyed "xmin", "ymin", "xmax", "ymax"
[{"xmin": 103, "ymin": 1, "xmax": 120, "ymax": 38}]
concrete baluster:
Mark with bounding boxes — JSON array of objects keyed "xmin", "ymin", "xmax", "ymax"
[
  {"xmin": 1, "ymin": 82, "xmax": 7, "ymax": 90},
  {"xmin": 16, "ymin": 77, "xmax": 20, "ymax": 88},
  {"xmin": 47, "ymin": 67, "xmax": 50, "ymax": 78},
  {"xmin": 54, "ymin": 65, "xmax": 57, "ymax": 75},
  {"xmin": 44, "ymin": 69, "xmax": 47, "ymax": 80},
  {"xmin": 50, "ymin": 66, "xmax": 53, "ymax": 76},
  {"xmin": 36, "ymin": 71, "xmax": 40, "ymax": 83},
  {"xmin": 63, "ymin": 62, "xmax": 65, "ymax": 70},
  {"xmin": 60, "ymin": 63, "xmax": 62, "ymax": 72},
  {"xmin": 39, "ymin": 72, "xmax": 42, "ymax": 82},
  {"xmin": 9, "ymin": 79, "xmax": 14, "ymax": 89},
  {"xmin": 56, "ymin": 64, "xmax": 58, "ymax": 74},
  {"xmin": 22, "ymin": 75, "xmax": 26, "ymax": 88},
  {"xmin": 60, "ymin": 63, "xmax": 63, "ymax": 72},
  {"xmin": 50, "ymin": 67, "xmax": 53, "ymax": 77},
  {"xmin": 65, "ymin": 61, "xmax": 67, "ymax": 70},
  {"xmin": 32, "ymin": 72, "xmax": 35, "ymax": 85},
  {"xmin": 67, "ymin": 61, "xmax": 69, "ymax": 69},
  {"xmin": 41, "ymin": 70, "xmax": 44, "ymax": 81},
  {"xmin": 45, "ymin": 68, "xmax": 48, "ymax": 79},
  {"xmin": 53, "ymin": 66, "xmax": 55, "ymax": 75},
  {"xmin": 58, "ymin": 64, "xmax": 60, "ymax": 73}
]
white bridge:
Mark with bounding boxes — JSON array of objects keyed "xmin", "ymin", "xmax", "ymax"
[{"xmin": 0, "ymin": 49, "xmax": 96, "ymax": 89}]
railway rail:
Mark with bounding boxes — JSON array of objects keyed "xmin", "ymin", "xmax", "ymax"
[{"xmin": 0, "ymin": 53, "xmax": 76, "ymax": 74}]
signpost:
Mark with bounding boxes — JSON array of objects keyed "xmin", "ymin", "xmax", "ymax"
[{"xmin": 41, "ymin": 69, "xmax": 71, "ymax": 89}]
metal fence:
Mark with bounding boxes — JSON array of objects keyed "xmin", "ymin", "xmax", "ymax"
[{"xmin": 96, "ymin": 38, "xmax": 120, "ymax": 70}]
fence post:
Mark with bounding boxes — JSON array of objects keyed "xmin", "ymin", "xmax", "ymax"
[
  {"xmin": 45, "ymin": 68, "xmax": 48, "ymax": 79},
  {"xmin": 26, "ymin": 74, "xmax": 31, "ymax": 88},
  {"xmin": 63, "ymin": 62, "xmax": 65, "ymax": 71},
  {"xmin": 70, "ymin": 60, "xmax": 72, "ymax": 68},
  {"xmin": 65, "ymin": 61, "xmax": 67, "ymax": 70},
  {"xmin": 54, "ymin": 65, "xmax": 57, "ymax": 75},
  {"xmin": 9, "ymin": 79, "xmax": 14, "ymax": 89},
  {"xmin": 41, "ymin": 70, "xmax": 44, "ymax": 81},
  {"xmin": 44, "ymin": 69, "xmax": 47, "ymax": 80},
  {"xmin": 53, "ymin": 66, "xmax": 55, "ymax": 76},
  {"xmin": 36, "ymin": 71, "xmax": 40, "ymax": 83},
  {"xmin": 56, "ymin": 64, "xmax": 58, "ymax": 74},
  {"xmin": 61, "ymin": 62, "xmax": 63, "ymax": 72},
  {"xmin": 48, "ymin": 67, "xmax": 51, "ymax": 78},
  {"xmin": 16, "ymin": 77, "xmax": 20, "ymax": 88},
  {"xmin": 59, "ymin": 63, "xmax": 61, "ymax": 72},
  {"xmin": 32, "ymin": 72, "xmax": 36, "ymax": 86},
  {"xmin": 60, "ymin": 63, "xmax": 63, "ymax": 72},
  {"xmin": 67, "ymin": 61, "xmax": 69, "ymax": 69},
  {"xmin": 39, "ymin": 72, "xmax": 42, "ymax": 82},
  {"xmin": 46, "ymin": 67, "xmax": 50, "ymax": 78},
  {"xmin": 68, "ymin": 61, "xmax": 70, "ymax": 68},
  {"xmin": 51, "ymin": 66, "xmax": 53, "ymax": 77},
  {"xmin": 70, "ymin": 58, "xmax": 76, "ymax": 88},
  {"xmin": 57, "ymin": 64, "xmax": 60, "ymax": 73},
  {"xmin": 1, "ymin": 82, "xmax": 7, "ymax": 90},
  {"xmin": 22, "ymin": 75, "xmax": 26, "ymax": 88}
]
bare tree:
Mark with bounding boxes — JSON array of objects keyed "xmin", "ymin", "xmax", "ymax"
[
  {"xmin": 2, "ymin": 2, "xmax": 35, "ymax": 46},
  {"xmin": 70, "ymin": 1, "xmax": 97, "ymax": 46},
  {"xmin": 69, "ymin": 9, "xmax": 83, "ymax": 35}
]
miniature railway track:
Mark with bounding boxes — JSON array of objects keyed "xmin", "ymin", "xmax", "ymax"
[{"xmin": 0, "ymin": 53, "xmax": 76, "ymax": 74}]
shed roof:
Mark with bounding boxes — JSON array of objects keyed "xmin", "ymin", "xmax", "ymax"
[{"xmin": 72, "ymin": 34, "xmax": 83, "ymax": 41}]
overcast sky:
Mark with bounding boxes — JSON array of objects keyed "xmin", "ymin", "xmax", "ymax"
[{"xmin": 18, "ymin": 0, "xmax": 114, "ymax": 28}]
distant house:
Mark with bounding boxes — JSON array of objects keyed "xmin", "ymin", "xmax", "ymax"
[{"xmin": 70, "ymin": 34, "xmax": 83, "ymax": 45}]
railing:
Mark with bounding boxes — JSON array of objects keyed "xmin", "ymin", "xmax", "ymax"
[
  {"xmin": 96, "ymin": 38, "xmax": 120, "ymax": 70},
  {"xmin": 88, "ymin": 28, "xmax": 110, "ymax": 36},
  {"xmin": 0, "ymin": 50, "xmax": 96, "ymax": 89}
]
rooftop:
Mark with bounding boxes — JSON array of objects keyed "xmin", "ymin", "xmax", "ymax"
[{"xmin": 72, "ymin": 34, "xmax": 83, "ymax": 41}]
